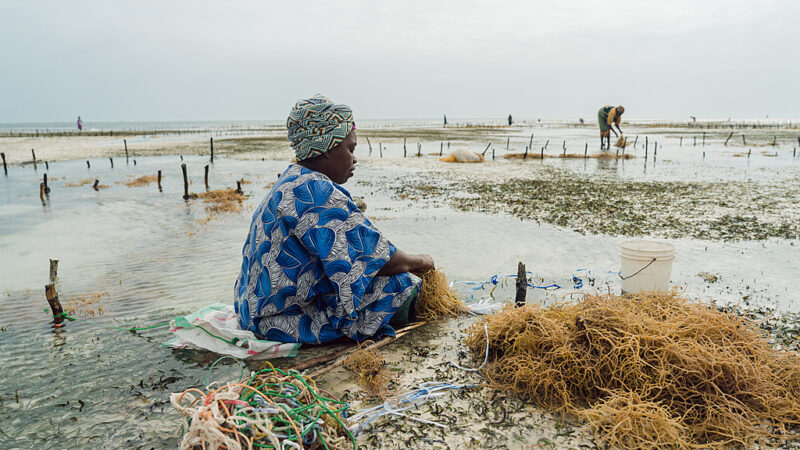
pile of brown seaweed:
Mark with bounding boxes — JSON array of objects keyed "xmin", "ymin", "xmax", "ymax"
[
  {"xmin": 465, "ymin": 291, "xmax": 800, "ymax": 448},
  {"xmin": 415, "ymin": 269, "xmax": 467, "ymax": 321}
]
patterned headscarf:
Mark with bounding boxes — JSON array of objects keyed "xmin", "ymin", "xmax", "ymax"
[{"xmin": 287, "ymin": 94, "xmax": 355, "ymax": 161}]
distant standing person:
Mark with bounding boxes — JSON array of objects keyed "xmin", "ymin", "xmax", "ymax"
[
  {"xmin": 597, "ymin": 105, "xmax": 624, "ymax": 149},
  {"xmin": 77, "ymin": 116, "xmax": 83, "ymax": 132},
  {"xmin": 508, "ymin": 114, "xmax": 513, "ymax": 126}
]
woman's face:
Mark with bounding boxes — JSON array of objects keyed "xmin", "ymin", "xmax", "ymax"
[{"xmin": 324, "ymin": 130, "xmax": 358, "ymax": 184}]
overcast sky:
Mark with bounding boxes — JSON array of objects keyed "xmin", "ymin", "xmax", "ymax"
[{"xmin": 1, "ymin": 0, "xmax": 798, "ymax": 122}]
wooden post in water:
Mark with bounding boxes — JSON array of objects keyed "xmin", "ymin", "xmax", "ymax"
[
  {"xmin": 109, "ymin": 157, "xmax": 114, "ymax": 168},
  {"xmin": 45, "ymin": 283, "xmax": 65, "ymax": 326},
  {"xmin": 742, "ymin": 134, "xmax": 746, "ymax": 145},
  {"xmin": 43, "ymin": 173, "xmax": 50, "ymax": 194},
  {"xmin": 31, "ymin": 149, "xmax": 36, "ymax": 163},
  {"xmin": 86, "ymin": 160, "xmax": 90, "ymax": 169},
  {"xmin": 204, "ymin": 164, "xmax": 209, "ymax": 190},
  {"xmin": 482, "ymin": 143, "xmax": 491, "ymax": 157},
  {"xmin": 679, "ymin": 136, "xmax": 683, "ymax": 146},
  {"xmin": 584, "ymin": 142, "xmax": 588, "ymax": 158},
  {"xmin": 92, "ymin": 179, "xmax": 100, "ymax": 190},
  {"xmin": 633, "ymin": 135, "xmax": 639, "ymax": 148},
  {"xmin": 515, "ymin": 262, "xmax": 527, "ymax": 307},
  {"xmin": 210, "ymin": 138, "xmax": 214, "ymax": 163},
  {"xmin": 416, "ymin": 143, "xmax": 421, "ymax": 157},
  {"xmin": 492, "ymin": 148, "xmax": 495, "ymax": 160},
  {"xmin": 523, "ymin": 146, "xmax": 528, "ymax": 160},
  {"xmin": 645, "ymin": 136, "xmax": 648, "ymax": 155},
  {"xmin": 366, "ymin": 137, "xmax": 373, "ymax": 156},
  {"xmin": 439, "ymin": 142, "xmax": 443, "ymax": 156},
  {"xmin": 1, "ymin": 152, "xmax": 6, "ymax": 175},
  {"xmin": 379, "ymin": 143, "xmax": 383, "ymax": 158},
  {"xmin": 39, "ymin": 183, "xmax": 46, "ymax": 203},
  {"xmin": 181, "ymin": 163, "xmax": 190, "ymax": 200},
  {"xmin": 49, "ymin": 259, "xmax": 59, "ymax": 282},
  {"xmin": 236, "ymin": 180, "xmax": 243, "ymax": 194},
  {"xmin": 747, "ymin": 148, "xmax": 751, "ymax": 158},
  {"xmin": 124, "ymin": 139, "xmax": 129, "ymax": 161},
  {"xmin": 702, "ymin": 132, "xmax": 706, "ymax": 146},
  {"xmin": 157, "ymin": 170, "xmax": 162, "ymax": 191},
  {"xmin": 654, "ymin": 142, "xmax": 658, "ymax": 159},
  {"xmin": 403, "ymin": 138, "xmax": 407, "ymax": 158},
  {"xmin": 724, "ymin": 132, "xmax": 734, "ymax": 145},
  {"xmin": 693, "ymin": 136, "xmax": 696, "ymax": 146},
  {"xmin": 540, "ymin": 147, "xmax": 544, "ymax": 160},
  {"xmin": 529, "ymin": 133, "xmax": 534, "ymax": 150},
  {"xmin": 133, "ymin": 159, "xmax": 137, "ymax": 165},
  {"xmin": 45, "ymin": 161, "xmax": 49, "ymax": 170},
  {"xmin": 544, "ymin": 140, "xmax": 549, "ymax": 149},
  {"xmin": 506, "ymin": 137, "xmax": 510, "ymax": 151}
]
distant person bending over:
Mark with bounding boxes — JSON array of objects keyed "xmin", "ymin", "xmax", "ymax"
[
  {"xmin": 598, "ymin": 105, "xmax": 624, "ymax": 149},
  {"xmin": 234, "ymin": 94, "xmax": 434, "ymax": 344}
]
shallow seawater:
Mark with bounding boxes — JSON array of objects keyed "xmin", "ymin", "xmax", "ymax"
[{"xmin": 0, "ymin": 129, "xmax": 799, "ymax": 448}]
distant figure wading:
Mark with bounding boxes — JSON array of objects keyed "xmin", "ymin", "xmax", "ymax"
[{"xmin": 598, "ymin": 105, "xmax": 624, "ymax": 149}]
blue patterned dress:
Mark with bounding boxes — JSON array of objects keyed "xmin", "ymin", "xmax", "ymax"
[{"xmin": 234, "ymin": 164, "xmax": 421, "ymax": 343}]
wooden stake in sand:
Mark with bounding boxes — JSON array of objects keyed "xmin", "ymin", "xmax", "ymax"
[
  {"xmin": 379, "ymin": 143, "xmax": 383, "ymax": 158},
  {"xmin": 124, "ymin": 139, "xmax": 129, "ymax": 161},
  {"xmin": 540, "ymin": 147, "xmax": 544, "ymax": 160},
  {"xmin": 748, "ymin": 148, "xmax": 752, "ymax": 158},
  {"xmin": 439, "ymin": 142, "xmax": 443, "ymax": 156},
  {"xmin": 492, "ymin": 148, "xmax": 495, "ymax": 160},
  {"xmin": 633, "ymin": 136, "xmax": 639, "ymax": 148},
  {"xmin": 585, "ymin": 143, "xmax": 588, "ymax": 158},
  {"xmin": 236, "ymin": 180, "xmax": 243, "ymax": 194},
  {"xmin": 181, "ymin": 163, "xmax": 190, "ymax": 200},
  {"xmin": 725, "ymin": 132, "xmax": 734, "ymax": 146},
  {"xmin": 515, "ymin": 262, "xmax": 527, "ymax": 307},
  {"xmin": 157, "ymin": 170, "xmax": 162, "ymax": 192},
  {"xmin": 366, "ymin": 136, "xmax": 373, "ymax": 156},
  {"xmin": 742, "ymin": 134, "xmax": 746, "ymax": 145},
  {"xmin": 45, "ymin": 283, "xmax": 65, "ymax": 326},
  {"xmin": 31, "ymin": 148, "xmax": 37, "ymax": 163},
  {"xmin": 506, "ymin": 137, "xmax": 510, "ymax": 151},
  {"xmin": 210, "ymin": 138, "xmax": 214, "ymax": 163},
  {"xmin": 702, "ymin": 132, "xmax": 706, "ymax": 146},
  {"xmin": 523, "ymin": 146, "xmax": 528, "ymax": 160},
  {"xmin": 204, "ymin": 165, "xmax": 209, "ymax": 190},
  {"xmin": 1, "ymin": 152, "xmax": 6, "ymax": 175},
  {"xmin": 482, "ymin": 143, "xmax": 491, "ymax": 157},
  {"xmin": 679, "ymin": 136, "xmax": 683, "ymax": 146},
  {"xmin": 403, "ymin": 138, "xmax": 407, "ymax": 158}
]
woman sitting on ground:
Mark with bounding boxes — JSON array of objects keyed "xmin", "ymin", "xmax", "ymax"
[{"xmin": 234, "ymin": 95, "xmax": 434, "ymax": 343}]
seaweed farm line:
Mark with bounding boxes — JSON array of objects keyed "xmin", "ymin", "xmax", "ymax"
[{"xmin": 1, "ymin": 121, "xmax": 799, "ymax": 448}]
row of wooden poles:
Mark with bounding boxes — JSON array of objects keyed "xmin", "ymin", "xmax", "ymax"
[{"xmin": 29, "ymin": 138, "xmax": 241, "ymax": 206}]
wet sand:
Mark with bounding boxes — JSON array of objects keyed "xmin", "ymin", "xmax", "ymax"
[{"xmin": 1, "ymin": 121, "xmax": 799, "ymax": 448}]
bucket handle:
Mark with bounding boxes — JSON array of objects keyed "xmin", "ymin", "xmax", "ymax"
[{"xmin": 619, "ymin": 257, "xmax": 657, "ymax": 280}]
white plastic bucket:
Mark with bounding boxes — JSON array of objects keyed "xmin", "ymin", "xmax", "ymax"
[{"xmin": 619, "ymin": 241, "xmax": 675, "ymax": 294}]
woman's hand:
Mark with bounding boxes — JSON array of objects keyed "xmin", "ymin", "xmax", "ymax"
[
  {"xmin": 377, "ymin": 250, "xmax": 435, "ymax": 276},
  {"xmin": 414, "ymin": 254, "xmax": 435, "ymax": 273}
]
